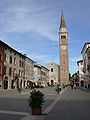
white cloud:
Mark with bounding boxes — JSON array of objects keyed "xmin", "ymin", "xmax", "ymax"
[
  {"xmin": 29, "ymin": 54, "xmax": 51, "ymax": 63},
  {"xmin": 27, "ymin": 53, "xmax": 59, "ymax": 65},
  {"xmin": 0, "ymin": 3, "xmax": 58, "ymax": 41}
]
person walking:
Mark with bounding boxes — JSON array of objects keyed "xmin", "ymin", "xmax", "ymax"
[
  {"xmin": 74, "ymin": 84, "xmax": 76, "ymax": 89},
  {"xmin": 71, "ymin": 83, "xmax": 73, "ymax": 89}
]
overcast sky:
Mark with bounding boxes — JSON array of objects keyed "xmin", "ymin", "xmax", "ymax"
[{"xmin": 0, "ymin": 0, "xmax": 90, "ymax": 74}]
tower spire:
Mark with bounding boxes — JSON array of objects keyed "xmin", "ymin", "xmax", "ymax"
[{"xmin": 60, "ymin": 11, "xmax": 67, "ymax": 29}]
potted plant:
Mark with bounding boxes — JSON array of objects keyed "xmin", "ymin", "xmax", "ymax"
[{"xmin": 28, "ymin": 90, "xmax": 45, "ymax": 115}]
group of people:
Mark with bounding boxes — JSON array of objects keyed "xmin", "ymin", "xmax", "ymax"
[{"xmin": 71, "ymin": 83, "xmax": 76, "ymax": 89}]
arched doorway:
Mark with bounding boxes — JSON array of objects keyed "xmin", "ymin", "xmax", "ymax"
[
  {"xmin": 51, "ymin": 80, "xmax": 54, "ymax": 86},
  {"xmin": 20, "ymin": 80, "xmax": 22, "ymax": 88},
  {"xmin": 4, "ymin": 76, "xmax": 8, "ymax": 89},
  {"xmin": 11, "ymin": 80, "xmax": 15, "ymax": 89}
]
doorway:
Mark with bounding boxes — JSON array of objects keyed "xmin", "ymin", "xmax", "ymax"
[
  {"xmin": 51, "ymin": 80, "xmax": 54, "ymax": 86},
  {"xmin": 4, "ymin": 80, "xmax": 8, "ymax": 89},
  {"xmin": 11, "ymin": 80, "xmax": 15, "ymax": 89},
  {"xmin": 4, "ymin": 76, "xmax": 8, "ymax": 89}
]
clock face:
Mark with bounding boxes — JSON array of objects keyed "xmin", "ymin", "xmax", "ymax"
[{"xmin": 61, "ymin": 45, "xmax": 66, "ymax": 50}]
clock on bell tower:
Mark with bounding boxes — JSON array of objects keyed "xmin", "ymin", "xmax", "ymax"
[{"xmin": 59, "ymin": 11, "xmax": 69, "ymax": 86}]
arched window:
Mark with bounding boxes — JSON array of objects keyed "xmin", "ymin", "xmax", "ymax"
[
  {"xmin": 10, "ymin": 56, "xmax": 12, "ymax": 64},
  {"xmin": 21, "ymin": 71, "xmax": 23, "ymax": 77},
  {"xmin": 13, "ymin": 68, "xmax": 17, "ymax": 77},
  {"xmin": 9, "ymin": 67, "xmax": 12, "ymax": 77}
]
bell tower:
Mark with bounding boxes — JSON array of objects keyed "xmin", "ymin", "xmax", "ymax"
[{"xmin": 59, "ymin": 11, "xmax": 69, "ymax": 86}]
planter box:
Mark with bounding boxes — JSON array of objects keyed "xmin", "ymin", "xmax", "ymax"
[{"xmin": 32, "ymin": 107, "xmax": 42, "ymax": 115}]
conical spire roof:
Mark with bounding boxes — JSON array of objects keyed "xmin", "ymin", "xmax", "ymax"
[{"xmin": 60, "ymin": 11, "xmax": 67, "ymax": 29}]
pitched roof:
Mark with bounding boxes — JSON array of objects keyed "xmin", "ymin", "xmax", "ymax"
[
  {"xmin": 81, "ymin": 42, "xmax": 90, "ymax": 54},
  {"xmin": 45, "ymin": 61, "xmax": 60, "ymax": 66}
]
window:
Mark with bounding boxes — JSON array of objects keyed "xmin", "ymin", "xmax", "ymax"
[
  {"xmin": 19, "ymin": 60, "xmax": 21, "ymax": 67},
  {"xmin": 41, "ymin": 71, "xmax": 45, "ymax": 75},
  {"xmin": 0, "ymin": 66, "xmax": 1, "ymax": 74},
  {"xmin": 14, "ymin": 58, "xmax": 16, "ymax": 65},
  {"xmin": 61, "ymin": 35, "xmax": 66, "ymax": 39},
  {"xmin": 22, "ymin": 61, "xmax": 24, "ymax": 68},
  {"xmin": 0, "ymin": 53, "xmax": 2, "ymax": 60},
  {"xmin": 5, "ymin": 54, "xmax": 6, "ymax": 61},
  {"xmin": 51, "ymin": 68, "xmax": 53, "ymax": 72},
  {"xmin": 88, "ymin": 56, "xmax": 90, "ymax": 60},
  {"xmin": 19, "ymin": 70, "xmax": 22, "ymax": 77},
  {"xmin": 14, "ymin": 52, "xmax": 16, "ymax": 55},
  {"xmin": 21, "ymin": 71, "xmax": 23, "ymax": 77},
  {"xmin": 13, "ymin": 68, "xmax": 17, "ymax": 77},
  {"xmin": 0, "ymin": 46, "xmax": 2, "ymax": 51},
  {"xmin": 9, "ymin": 67, "xmax": 12, "ymax": 77},
  {"xmin": 81, "ymin": 62, "xmax": 83, "ymax": 65},
  {"xmin": 10, "ymin": 50, "xmax": 12, "ymax": 53},
  {"xmin": 10, "ymin": 56, "xmax": 12, "ymax": 64},
  {"xmin": 6, "ymin": 55, "xmax": 9, "ymax": 63},
  {"xmin": 4, "ymin": 67, "xmax": 6, "ymax": 75}
]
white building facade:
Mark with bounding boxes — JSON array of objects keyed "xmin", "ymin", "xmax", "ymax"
[
  {"xmin": 81, "ymin": 42, "xmax": 90, "ymax": 88},
  {"xmin": 77, "ymin": 60, "xmax": 84, "ymax": 87},
  {"xmin": 41, "ymin": 66, "xmax": 49, "ymax": 87},
  {"xmin": 34, "ymin": 63, "xmax": 41, "ymax": 86},
  {"xmin": 45, "ymin": 62, "xmax": 60, "ymax": 86},
  {"xmin": 34, "ymin": 63, "xmax": 49, "ymax": 87}
]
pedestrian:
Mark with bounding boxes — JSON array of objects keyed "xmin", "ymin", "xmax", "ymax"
[
  {"xmin": 71, "ymin": 84, "xmax": 73, "ymax": 89},
  {"xmin": 74, "ymin": 84, "xmax": 76, "ymax": 89}
]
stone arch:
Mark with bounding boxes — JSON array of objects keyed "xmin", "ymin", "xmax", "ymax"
[{"xmin": 50, "ymin": 76, "xmax": 56, "ymax": 86}]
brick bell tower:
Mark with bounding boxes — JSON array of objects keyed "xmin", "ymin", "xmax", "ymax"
[{"xmin": 59, "ymin": 11, "xmax": 69, "ymax": 86}]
